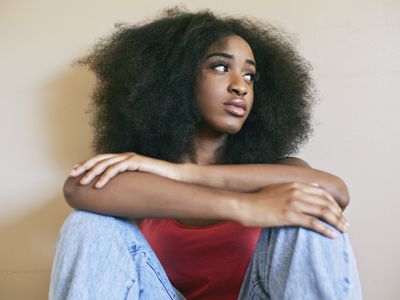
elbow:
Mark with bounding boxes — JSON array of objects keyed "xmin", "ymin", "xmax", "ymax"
[
  {"xmin": 336, "ymin": 176, "xmax": 350, "ymax": 210},
  {"xmin": 63, "ymin": 176, "xmax": 83, "ymax": 209},
  {"xmin": 274, "ymin": 156, "xmax": 312, "ymax": 168}
]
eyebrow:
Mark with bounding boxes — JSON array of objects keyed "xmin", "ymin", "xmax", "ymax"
[{"xmin": 204, "ymin": 52, "xmax": 256, "ymax": 68}]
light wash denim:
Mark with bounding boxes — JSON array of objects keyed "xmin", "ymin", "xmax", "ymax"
[{"xmin": 49, "ymin": 210, "xmax": 362, "ymax": 299}]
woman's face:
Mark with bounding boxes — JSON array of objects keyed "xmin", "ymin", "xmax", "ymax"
[{"xmin": 194, "ymin": 35, "xmax": 256, "ymax": 135}]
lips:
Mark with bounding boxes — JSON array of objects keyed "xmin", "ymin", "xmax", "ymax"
[{"xmin": 223, "ymin": 99, "xmax": 247, "ymax": 117}]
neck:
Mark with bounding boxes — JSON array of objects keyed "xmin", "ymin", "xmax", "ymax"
[{"xmin": 183, "ymin": 124, "xmax": 227, "ymax": 165}]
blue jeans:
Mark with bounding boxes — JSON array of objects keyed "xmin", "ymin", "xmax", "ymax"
[{"xmin": 49, "ymin": 210, "xmax": 362, "ymax": 299}]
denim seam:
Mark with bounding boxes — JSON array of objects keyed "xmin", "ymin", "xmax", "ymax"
[
  {"xmin": 124, "ymin": 278, "xmax": 136, "ymax": 299},
  {"xmin": 249, "ymin": 279, "xmax": 262, "ymax": 299},
  {"xmin": 342, "ymin": 236, "xmax": 351, "ymax": 299},
  {"xmin": 128, "ymin": 246, "xmax": 176, "ymax": 300},
  {"xmin": 145, "ymin": 259, "xmax": 176, "ymax": 300}
]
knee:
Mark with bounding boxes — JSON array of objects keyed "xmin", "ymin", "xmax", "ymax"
[
  {"xmin": 62, "ymin": 210, "xmax": 122, "ymax": 233},
  {"xmin": 265, "ymin": 221, "xmax": 349, "ymax": 252},
  {"xmin": 58, "ymin": 210, "xmax": 141, "ymax": 245},
  {"xmin": 302, "ymin": 220, "xmax": 346, "ymax": 240},
  {"xmin": 281, "ymin": 221, "xmax": 351, "ymax": 256}
]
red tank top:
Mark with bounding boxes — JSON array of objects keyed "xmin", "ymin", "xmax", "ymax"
[{"xmin": 139, "ymin": 219, "xmax": 262, "ymax": 300}]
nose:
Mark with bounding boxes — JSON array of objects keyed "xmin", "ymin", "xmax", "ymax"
[{"xmin": 228, "ymin": 73, "xmax": 247, "ymax": 97}]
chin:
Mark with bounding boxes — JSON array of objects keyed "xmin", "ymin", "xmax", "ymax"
[
  {"xmin": 201, "ymin": 115, "xmax": 246, "ymax": 135},
  {"xmin": 217, "ymin": 121, "xmax": 244, "ymax": 135}
]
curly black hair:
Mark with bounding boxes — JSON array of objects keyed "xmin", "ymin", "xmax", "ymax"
[{"xmin": 74, "ymin": 6, "xmax": 316, "ymax": 164}]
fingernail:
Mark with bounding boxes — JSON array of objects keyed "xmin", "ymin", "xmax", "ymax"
[
  {"xmin": 97, "ymin": 181, "xmax": 105, "ymax": 188},
  {"xmin": 329, "ymin": 230, "xmax": 337, "ymax": 238}
]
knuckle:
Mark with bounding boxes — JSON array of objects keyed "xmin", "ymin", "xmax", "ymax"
[
  {"xmin": 331, "ymin": 204, "xmax": 341, "ymax": 215},
  {"xmin": 324, "ymin": 194, "xmax": 335, "ymax": 204},
  {"xmin": 288, "ymin": 188, "xmax": 301, "ymax": 199},
  {"xmin": 283, "ymin": 209, "xmax": 295, "ymax": 220},
  {"xmin": 290, "ymin": 186, "xmax": 299, "ymax": 194},
  {"xmin": 116, "ymin": 161, "xmax": 128, "ymax": 170},
  {"xmin": 91, "ymin": 165, "xmax": 103, "ymax": 175},
  {"xmin": 309, "ymin": 218, "xmax": 321, "ymax": 229},
  {"xmin": 103, "ymin": 168, "xmax": 113, "ymax": 176},
  {"xmin": 333, "ymin": 218, "xmax": 342, "ymax": 227},
  {"xmin": 319, "ymin": 205, "xmax": 330, "ymax": 215},
  {"xmin": 107, "ymin": 166, "xmax": 120, "ymax": 175},
  {"xmin": 322, "ymin": 190, "xmax": 331, "ymax": 198},
  {"xmin": 285, "ymin": 197, "xmax": 296, "ymax": 207}
]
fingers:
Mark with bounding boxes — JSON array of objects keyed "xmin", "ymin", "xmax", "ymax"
[
  {"xmin": 67, "ymin": 152, "xmax": 144, "ymax": 189},
  {"xmin": 297, "ymin": 189, "xmax": 344, "ymax": 221},
  {"xmin": 294, "ymin": 182, "xmax": 342, "ymax": 213},
  {"xmin": 94, "ymin": 160, "xmax": 131, "ymax": 188},
  {"xmin": 283, "ymin": 182, "xmax": 349, "ymax": 237},
  {"xmin": 78, "ymin": 155, "xmax": 127, "ymax": 185},
  {"xmin": 69, "ymin": 154, "xmax": 116, "ymax": 177},
  {"xmin": 292, "ymin": 213, "xmax": 339, "ymax": 239},
  {"xmin": 294, "ymin": 198, "xmax": 349, "ymax": 233}
]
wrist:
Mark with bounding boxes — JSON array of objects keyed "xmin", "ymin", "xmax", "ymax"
[
  {"xmin": 180, "ymin": 162, "xmax": 200, "ymax": 184},
  {"xmin": 145, "ymin": 158, "xmax": 178, "ymax": 181},
  {"xmin": 223, "ymin": 191, "xmax": 250, "ymax": 225}
]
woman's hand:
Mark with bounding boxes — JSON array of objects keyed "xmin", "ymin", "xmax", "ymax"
[
  {"xmin": 238, "ymin": 182, "xmax": 349, "ymax": 238},
  {"xmin": 69, "ymin": 153, "xmax": 182, "ymax": 188}
]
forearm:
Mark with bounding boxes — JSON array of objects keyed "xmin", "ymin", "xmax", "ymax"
[
  {"xmin": 184, "ymin": 163, "xmax": 350, "ymax": 209},
  {"xmin": 63, "ymin": 171, "xmax": 242, "ymax": 221}
]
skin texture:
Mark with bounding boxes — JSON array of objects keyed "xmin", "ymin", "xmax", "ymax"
[
  {"xmin": 183, "ymin": 36, "xmax": 256, "ymax": 164},
  {"xmin": 182, "ymin": 35, "xmax": 255, "ymax": 165},
  {"xmin": 66, "ymin": 35, "xmax": 350, "ymax": 238},
  {"xmin": 194, "ymin": 36, "xmax": 255, "ymax": 136}
]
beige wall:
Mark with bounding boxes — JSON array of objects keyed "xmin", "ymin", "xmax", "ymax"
[{"xmin": 1, "ymin": 0, "xmax": 399, "ymax": 299}]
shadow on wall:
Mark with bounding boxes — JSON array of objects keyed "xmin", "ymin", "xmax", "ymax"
[
  {"xmin": 0, "ymin": 198, "xmax": 72, "ymax": 299},
  {"xmin": 0, "ymin": 66, "xmax": 95, "ymax": 299},
  {"xmin": 43, "ymin": 66, "xmax": 95, "ymax": 170}
]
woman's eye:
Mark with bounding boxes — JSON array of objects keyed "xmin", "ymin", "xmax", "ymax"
[
  {"xmin": 210, "ymin": 62, "xmax": 256, "ymax": 82},
  {"xmin": 243, "ymin": 73, "xmax": 256, "ymax": 82},
  {"xmin": 211, "ymin": 63, "xmax": 228, "ymax": 72}
]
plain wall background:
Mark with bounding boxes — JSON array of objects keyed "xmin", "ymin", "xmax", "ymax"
[{"xmin": 1, "ymin": 0, "xmax": 399, "ymax": 299}]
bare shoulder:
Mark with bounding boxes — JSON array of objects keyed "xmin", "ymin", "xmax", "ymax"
[{"xmin": 273, "ymin": 156, "xmax": 311, "ymax": 168}]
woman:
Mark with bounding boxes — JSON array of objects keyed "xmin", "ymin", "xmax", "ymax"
[{"xmin": 49, "ymin": 7, "xmax": 362, "ymax": 300}]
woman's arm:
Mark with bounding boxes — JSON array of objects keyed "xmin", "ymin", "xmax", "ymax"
[
  {"xmin": 182, "ymin": 157, "xmax": 350, "ymax": 209},
  {"xmin": 64, "ymin": 171, "xmax": 240, "ymax": 221},
  {"xmin": 69, "ymin": 154, "xmax": 349, "ymax": 210},
  {"xmin": 64, "ymin": 170, "xmax": 348, "ymax": 237}
]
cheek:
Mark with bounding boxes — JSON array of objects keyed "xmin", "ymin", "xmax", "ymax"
[{"xmin": 195, "ymin": 78, "xmax": 222, "ymax": 110}]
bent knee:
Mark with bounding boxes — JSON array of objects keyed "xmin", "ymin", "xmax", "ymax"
[
  {"xmin": 59, "ymin": 210, "xmax": 140, "ymax": 243},
  {"xmin": 284, "ymin": 221, "xmax": 350, "ymax": 252},
  {"xmin": 268, "ymin": 221, "xmax": 350, "ymax": 250}
]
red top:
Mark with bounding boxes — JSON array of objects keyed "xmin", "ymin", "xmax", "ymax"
[{"xmin": 139, "ymin": 219, "xmax": 262, "ymax": 300}]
